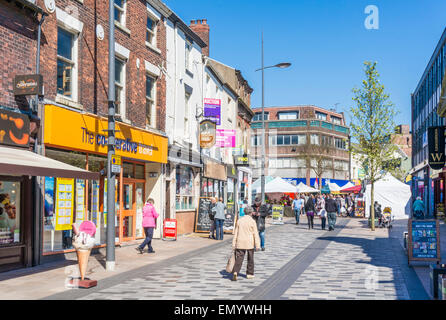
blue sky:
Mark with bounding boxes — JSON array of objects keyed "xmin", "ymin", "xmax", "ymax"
[{"xmin": 164, "ymin": 0, "xmax": 446, "ymax": 128}]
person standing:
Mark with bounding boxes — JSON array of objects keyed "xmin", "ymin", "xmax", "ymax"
[
  {"xmin": 292, "ymin": 193, "xmax": 304, "ymax": 225},
  {"xmin": 231, "ymin": 206, "xmax": 261, "ymax": 281},
  {"xmin": 212, "ymin": 197, "xmax": 226, "ymax": 240},
  {"xmin": 135, "ymin": 197, "xmax": 159, "ymax": 254},
  {"xmin": 209, "ymin": 197, "xmax": 217, "ymax": 239},
  {"xmin": 326, "ymin": 195, "xmax": 337, "ymax": 231},
  {"xmin": 335, "ymin": 194, "xmax": 342, "ymax": 217},
  {"xmin": 326, "ymin": 194, "xmax": 338, "ymax": 231},
  {"xmin": 305, "ymin": 194, "xmax": 315, "ymax": 229}
]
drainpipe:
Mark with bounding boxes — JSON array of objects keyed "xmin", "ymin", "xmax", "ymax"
[{"xmin": 33, "ymin": 12, "xmax": 47, "ymax": 267}]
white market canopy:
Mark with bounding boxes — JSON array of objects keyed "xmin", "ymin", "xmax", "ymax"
[
  {"xmin": 328, "ymin": 182, "xmax": 341, "ymax": 192},
  {"xmin": 340, "ymin": 182, "xmax": 354, "ymax": 190},
  {"xmin": 253, "ymin": 177, "xmax": 297, "ymax": 194},
  {"xmin": 364, "ymin": 173, "xmax": 411, "ymax": 220},
  {"xmin": 296, "ymin": 182, "xmax": 320, "ymax": 193}
]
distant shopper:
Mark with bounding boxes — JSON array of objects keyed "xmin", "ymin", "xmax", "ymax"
[
  {"xmin": 231, "ymin": 206, "xmax": 261, "ymax": 281},
  {"xmin": 209, "ymin": 197, "xmax": 217, "ymax": 239},
  {"xmin": 413, "ymin": 197, "xmax": 425, "ymax": 220},
  {"xmin": 305, "ymin": 194, "xmax": 315, "ymax": 229},
  {"xmin": 135, "ymin": 197, "xmax": 159, "ymax": 254},
  {"xmin": 252, "ymin": 198, "xmax": 271, "ymax": 251},
  {"xmin": 316, "ymin": 195, "xmax": 326, "ymax": 230},
  {"xmin": 212, "ymin": 197, "xmax": 226, "ymax": 240},
  {"xmin": 292, "ymin": 194, "xmax": 304, "ymax": 225},
  {"xmin": 325, "ymin": 194, "xmax": 338, "ymax": 231}
]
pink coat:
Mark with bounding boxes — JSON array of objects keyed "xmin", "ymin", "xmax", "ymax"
[{"xmin": 142, "ymin": 203, "xmax": 159, "ymax": 228}]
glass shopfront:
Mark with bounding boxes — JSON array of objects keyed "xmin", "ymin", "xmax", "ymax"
[
  {"xmin": 0, "ymin": 180, "xmax": 21, "ymax": 245},
  {"xmin": 200, "ymin": 177, "xmax": 225, "ymax": 201},
  {"xmin": 176, "ymin": 166, "xmax": 195, "ymax": 210}
]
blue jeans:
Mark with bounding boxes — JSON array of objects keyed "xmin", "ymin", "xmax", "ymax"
[
  {"xmin": 215, "ymin": 219, "xmax": 224, "ymax": 240},
  {"xmin": 139, "ymin": 227, "xmax": 154, "ymax": 252},
  {"xmin": 259, "ymin": 231, "xmax": 265, "ymax": 249},
  {"xmin": 294, "ymin": 208, "xmax": 301, "ymax": 223}
]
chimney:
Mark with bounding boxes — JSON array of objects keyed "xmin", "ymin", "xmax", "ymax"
[{"xmin": 189, "ymin": 19, "xmax": 210, "ymax": 57}]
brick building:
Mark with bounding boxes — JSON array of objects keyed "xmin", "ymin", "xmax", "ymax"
[{"xmin": 250, "ymin": 105, "xmax": 350, "ymax": 189}]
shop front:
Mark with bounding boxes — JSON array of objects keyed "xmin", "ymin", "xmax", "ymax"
[
  {"xmin": 431, "ymin": 168, "xmax": 446, "ymax": 220},
  {"xmin": 42, "ymin": 104, "xmax": 167, "ymax": 258},
  {"xmin": 0, "ymin": 108, "xmax": 98, "ymax": 272}
]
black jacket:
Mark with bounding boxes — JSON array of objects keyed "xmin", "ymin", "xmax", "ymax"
[
  {"xmin": 252, "ymin": 203, "xmax": 271, "ymax": 232},
  {"xmin": 325, "ymin": 198, "xmax": 338, "ymax": 213},
  {"xmin": 304, "ymin": 198, "xmax": 315, "ymax": 212}
]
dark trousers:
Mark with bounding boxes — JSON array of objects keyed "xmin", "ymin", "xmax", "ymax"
[
  {"xmin": 307, "ymin": 213, "xmax": 314, "ymax": 229},
  {"xmin": 321, "ymin": 217, "xmax": 326, "ymax": 230},
  {"xmin": 209, "ymin": 220, "xmax": 216, "ymax": 238},
  {"xmin": 139, "ymin": 227, "xmax": 154, "ymax": 252},
  {"xmin": 215, "ymin": 219, "xmax": 224, "ymax": 240},
  {"xmin": 232, "ymin": 249, "xmax": 254, "ymax": 275}
]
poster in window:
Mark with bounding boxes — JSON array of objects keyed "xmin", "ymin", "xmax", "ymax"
[
  {"xmin": 0, "ymin": 181, "xmax": 21, "ymax": 244},
  {"xmin": 55, "ymin": 178, "xmax": 74, "ymax": 231},
  {"xmin": 75, "ymin": 180, "xmax": 85, "ymax": 223},
  {"xmin": 44, "ymin": 177, "xmax": 55, "ymax": 231},
  {"xmin": 91, "ymin": 180, "xmax": 100, "ymax": 227},
  {"xmin": 136, "ymin": 186, "xmax": 143, "ymax": 238}
]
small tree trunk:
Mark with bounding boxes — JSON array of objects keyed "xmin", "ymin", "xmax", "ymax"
[{"xmin": 370, "ymin": 182, "xmax": 375, "ymax": 231}]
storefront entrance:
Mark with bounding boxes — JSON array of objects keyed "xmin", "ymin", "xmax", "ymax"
[{"xmin": 118, "ymin": 178, "xmax": 145, "ymax": 243}]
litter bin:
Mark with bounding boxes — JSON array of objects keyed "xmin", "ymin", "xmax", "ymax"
[
  {"xmin": 438, "ymin": 274, "xmax": 446, "ymax": 300},
  {"xmin": 368, "ymin": 218, "xmax": 379, "ymax": 228},
  {"xmin": 430, "ymin": 264, "xmax": 446, "ymax": 299}
]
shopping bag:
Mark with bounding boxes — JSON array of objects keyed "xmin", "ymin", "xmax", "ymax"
[{"xmin": 226, "ymin": 250, "xmax": 236, "ymax": 273}]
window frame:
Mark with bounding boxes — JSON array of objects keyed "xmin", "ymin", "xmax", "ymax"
[
  {"xmin": 114, "ymin": 56, "xmax": 126, "ymax": 119},
  {"xmin": 114, "ymin": 0, "xmax": 127, "ymax": 26},
  {"xmin": 145, "ymin": 73, "xmax": 157, "ymax": 129},
  {"xmin": 56, "ymin": 26, "xmax": 78, "ymax": 102}
]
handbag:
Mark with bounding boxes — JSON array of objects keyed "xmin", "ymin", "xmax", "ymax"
[{"xmin": 226, "ymin": 250, "xmax": 236, "ymax": 273}]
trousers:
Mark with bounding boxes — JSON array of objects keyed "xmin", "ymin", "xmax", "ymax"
[
  {"xmin": 139, "ymin": 227, "xmax": 154, "ymax": 252},
  {"xmin": 232, "ymin": 249, "xmax": 254, "ymax": 275}
]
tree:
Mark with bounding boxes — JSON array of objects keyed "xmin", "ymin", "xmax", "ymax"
[
  {"xmin": 299, "ymin": 137, "xmax": 334, "ymax": 190},
  {"xmin": 350, "ymin": 61, "xmax": 399, "ymax": 231}
]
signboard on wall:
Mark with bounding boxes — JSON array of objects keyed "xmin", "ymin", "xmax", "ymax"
[
  {"xmin": 13, "ymin": 74, "xmax": 43, "ymax": 96},
  {"xmin": 428, "ymin": 126, "xmax": 445, "ymax": 170},
  {"xmin": 0, "ymin": 109, "xmax": 30, "ymax": 148},
  {"xmin": 216, "ymin": 129, "xmax": 236, "ymax": 148}
]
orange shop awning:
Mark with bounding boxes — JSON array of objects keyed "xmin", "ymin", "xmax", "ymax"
[{"xmin": 0, "ymin": 146, "xmax": 99, "ymax": 180}]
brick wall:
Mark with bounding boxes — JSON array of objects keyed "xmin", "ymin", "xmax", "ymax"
[
  {"xmin": 36, "ymin": 0, "xmax": 166, "ymax": 132},
  {"xmin": 0, "ymin": 1, "xmax": 38, "ymax": 111}
]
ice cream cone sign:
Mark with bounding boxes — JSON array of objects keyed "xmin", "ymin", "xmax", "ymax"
[{"xmin": 71, "ymin": 221, "xmax": 98, "ymax": 288}]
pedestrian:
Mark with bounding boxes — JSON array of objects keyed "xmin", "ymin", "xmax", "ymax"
[
  {"xmin": 305, "ymin": 194, "xmax": 315, "ymax": 229},
  {"xmin": 326, "ymin": 194, "xmax": 338, "ymax": 231},
  {"xmin": 135, "ymin": 197, "xmax": 159, "ymax": 254},
  {"xmin": 209, "ymin": 197, "xmax": 217, "ymax": 239},
  {"xmin": 335, "ymin": 194, "xmax": 342, "ymax": 217},
  {"xmin": 252, "ymin": 198, "xmax": 271, "ymax": 251},
  {"xmin": 413, "ymin": 196, "xmax": 425, "ymax": 220},
  {"xmin": 292, "ymin": 193, "xmax": 304, "ymax": 225},
  {"xmin": 231, "ymin": 206, "xmax": 261, "ymax": 281},
  {"xmin": 239, "ymin": 199, "xmax": 248, "ymax": 218},
  {"xmin": 316, "ymin": 194, "xmax": 326, "ymax": 229},
  {"xmin": 212, "ymin": 197, "xmax": 226, "ymax": 240}
]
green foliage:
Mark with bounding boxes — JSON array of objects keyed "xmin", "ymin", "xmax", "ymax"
[{"xmin": 350, "ymin": 61, "xmax": 399, "ymax": 183}]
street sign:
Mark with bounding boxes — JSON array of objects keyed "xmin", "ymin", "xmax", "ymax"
[{"xmin": 111, "ymin": 154, "xmax": 121, "ymax": 174}]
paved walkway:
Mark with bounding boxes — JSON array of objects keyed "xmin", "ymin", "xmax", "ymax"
[{"xmin": 40, "ymin": 216, "xmax": 429, "ymax": 300}]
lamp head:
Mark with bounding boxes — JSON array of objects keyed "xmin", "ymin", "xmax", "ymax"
[{"xmin": 275, "ymin": 62, "xmax": 291, "ymax": 69}]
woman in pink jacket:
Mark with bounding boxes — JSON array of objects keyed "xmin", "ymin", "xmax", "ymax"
[{"xmin": 135, "ymin": 197, "xmax": 159, "ymax": 254}]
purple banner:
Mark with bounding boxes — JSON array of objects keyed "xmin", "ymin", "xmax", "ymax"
[{"xmin": 204, "ymin": 98, "xmax": 221, "ymax": 125}]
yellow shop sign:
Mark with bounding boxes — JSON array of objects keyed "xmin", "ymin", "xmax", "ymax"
[{"xmin": 44, "ymin": 104, "xmax": 167, "ymax": 164}]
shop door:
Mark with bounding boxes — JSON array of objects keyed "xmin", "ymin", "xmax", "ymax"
[{"xmin": 121, "ymin": 182, "xmax": 136, "ymax": 242}]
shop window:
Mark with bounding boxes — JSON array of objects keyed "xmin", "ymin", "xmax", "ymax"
[
  {"xmin": 176, "ymin": 166, "xmax": 195, "ymax": 210},
  {"xmin": 0, "ymin": 180, "xmax": 21, "ymax": 245},
  {"xmin": 135, "ymin": 164, "xmax": 145, "ymax": 180},
  {"xmin": 123, "ymin": 162, "xmax": 134, "ymax": 178}
]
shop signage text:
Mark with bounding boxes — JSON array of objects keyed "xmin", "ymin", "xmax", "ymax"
[
  {"xmin": 199, "ymin": 120, "xmax": 216, "ymax": 149},
  {"xmin": 204, "ymin": 98, "xmax": 221, "ymax": 125},
  {"xmin": 428, "ymin": 126, "xmax": 445, "ymax": 170},
  {"xmin": 0, "ymin": 109, "xmax": 30, "ymax": 148},
  {"xmin": 13, "ymin": 74, "xmax": 43, "ymax": 96},
  {"xmin": 234, "ymin": 155, "xmax": 250, "ymax": 166}
]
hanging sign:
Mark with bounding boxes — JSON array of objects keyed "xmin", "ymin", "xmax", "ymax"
[
  {"xmin": 204, "ymin": 98, "xmax": 221, "ymax": 125},
  {"xmin": 13, "ymin": 74, "xmax": 43, "ymax": 96},
  {"xmin": 199, "ymin": 120, "xmax": 216, "ymax": 149},
  {"xmin": 428, "ymin": 126, "xmax": 445, "ymax": 170},
  {"xmin": 216, "ymin": 129, "xmax": 236, "ymax": 148},
  {"xmin": 0, "ymin": 109, "xmax": 30, "ymax": 148}
]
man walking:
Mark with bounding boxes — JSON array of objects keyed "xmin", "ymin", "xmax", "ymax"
[
  {"xmin": 212, "ymin": 197, "xmax": 226, "ymax": 240},
  {"xmin": 292, "ymin": 194, "xmax": 304, "ymax": 225},
  {"xmin": 325, "ymin": 194, "xmax": 338, "ymax": 231}
]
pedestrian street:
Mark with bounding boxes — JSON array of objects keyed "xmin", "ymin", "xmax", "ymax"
[{"xmin": 45, "ymin": 216, "xmax": 428, "ymax": 300}]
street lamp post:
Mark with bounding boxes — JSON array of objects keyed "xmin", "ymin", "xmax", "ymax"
[{"xmin": 255, "ymin": 32, "xmax": 291, "ymax": 205}]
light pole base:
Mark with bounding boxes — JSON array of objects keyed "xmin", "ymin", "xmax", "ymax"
[{"xmin": 106, "ymin": 261, "xmax": 115, "ymax": 272}]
